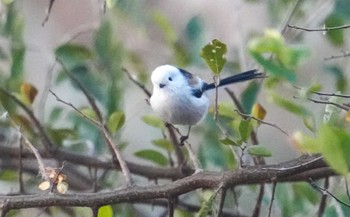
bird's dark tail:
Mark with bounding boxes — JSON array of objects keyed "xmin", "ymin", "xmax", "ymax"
[{"xmin": 204, "ymin": 69, "xmax": 264, "ymax": 91}]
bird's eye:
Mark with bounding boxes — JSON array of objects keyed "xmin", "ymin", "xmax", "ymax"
[{"xmin": 168, "ymin": 77, "xmax": 172, "ymax": 81}]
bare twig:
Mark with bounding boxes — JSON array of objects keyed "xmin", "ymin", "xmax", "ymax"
[
  {"xmin": 310, "ymin": 178, "xmax": 350, "ymax": 208},
  {"xmin": 268, "ymin": 182, "xmax": 277, "ymax": 217},
  {"xmin": 18, "ymin": 137, "xmax": 24, "ymax": 193},
  {"xmin": 234, "ymin": 109, "xmax": 289, "ymax": 136},
  {"xmin": 325, "ymin": 51, "xmax": 350, "ymax": 61},
  {"xmin": 167, "ymin": 197, "xmax": 175, "ymax": 217},
  {"xmin": 49, "ymin": 90, "xmax": 133, "ymax": 185},
  {"xmin": 0, "ymin": 88, "xmax": 54, "ymax": 151},
  {"xmin": 317, "ymin": 177, "xmax": 329, "ymax": 217},
  {"xmin": 294, "ymin": 86, "xmax": 350, "ymax": 98},
  {"xmin": 279, "ymin": 0, "xmax": 302, "ymax": 35},
  {"xmin": 42, "ymin": 0, "xmax": 56, "ymax": 26},
  {"xmin": 288, "ymin": 24, "xmax": 350, "ymax": 32},
  {"xmin": 307, "ymin": 97, "xmax": 349, "ymax": 111},
  {"xmin": 122, "ymin": 67, "xmax": 152, "ymax": 98},
  {"xmin": 216, "ymin": 188, "xmax": 227, "ymax": 217}
]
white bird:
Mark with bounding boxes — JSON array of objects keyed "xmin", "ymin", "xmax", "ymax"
[{"xmin": 150, "ymin": 64, "xmax": 263, "ymax": 143}]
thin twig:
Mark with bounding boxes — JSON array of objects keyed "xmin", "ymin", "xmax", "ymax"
[
  {"xmin": 325, "ymin": 51, "xmax": 350, "ymax": 61},
  {"xmin": 49, "ymin": 90, "xmax": 133, "ymax": 185},
  {"xmin": 317, "ymin": 177, "xmax": 329, "ymax": 217},
  {"xmin": 288, "ymin": 24, "xmax": 350, "ymax": 32},
  {"xmin": 294, "ymin": 86, "xmax": 350, "ymax": 98},
  {"xmin": 18, "ymin": 136, "xmax": 24, "ymax": 193},
  {"xmin": 122, "ymin": 67, "xmax": 152, "ymax": 98},
  {"xmin": 268, "ymin": 182, "xmax": 277, "ymax": 217},
  {"xmin": 279, "ymin": 0, "xmax": 302, "ymax": 35},
  {"xmin": 216, "ymin": 188, "xmax": 227, "ymax": 217},
  {"xmin": 0, "ymin": 88, "xmax": 54, "ymax": 151},
  {"xmin": 307, "ymin": 97, "xmax": 349, "ymax": 111},
  {"xmin": 234, "ymin": 109, "xmax": 289, "ymax": 136},
  {"xmin": 310, "ymin": 178, "xmax": 350, "ymax": 208},
  {"xmin": 42, "ymin": 0, "xmax": 56, "ymax": 26},
  {"xmin": 167, "ymin": 197, "xmax": 175, "ymax": 217}
]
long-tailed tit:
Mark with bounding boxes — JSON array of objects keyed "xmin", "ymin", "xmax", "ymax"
[{"xmin": 150, "ymin": 64, "xmax": 263, "ymax": 143}]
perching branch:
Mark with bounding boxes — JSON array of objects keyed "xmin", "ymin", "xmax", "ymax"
[{"xmin": 288, "ymin": 24, "xmax": 350, "ymax": 32}]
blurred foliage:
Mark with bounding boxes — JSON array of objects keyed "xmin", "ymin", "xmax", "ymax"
[{"xmin": 0, "ymin": 1, "xmax": 350, "ymax": 217}]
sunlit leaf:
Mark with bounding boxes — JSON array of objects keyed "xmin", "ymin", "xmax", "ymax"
[
  {"xmin": 200, "ymin": 39, "xmax": 227, "ymax": 75},
  {"xmin": 134, "ymin": 149, "xmax": 168, "ymax": 166},
  {"xmin": 108, "ymin": 111, "xmax": 125, "ymax": 133},
  {"xmin": 251, "ymin": 103, "xmax": 266, "ymax": 120},
  {"xmin": 219, "ymin": 137, "xmax": 240, "ymax": 146},
  {"xmin": 98, "ymin": 205, "xmax": 113, "ymax": 217},
  {"xmin": 142, "ymin": 115, "xmax": 164, "ymax": 129},
  {"xmin": 20, "ymin": 83, "xmax": 37, "ymax": 104},
  {"xmin": 80, "ymin": 107, "xmax": 97, "ymax": 122},
  {"xmin": 152, "ymin": 139, "xmax": 173, "ymax": 151},
  {"xmin": 239, "ymin": 119, "xmax": 253, "ymax": 142},
  {"xmin": 247, "ymin": 145, "xmax": 272, "ymax": 157},
  {"xmin": 57, "ymin": 182, "xmax": 68, "ymax": 194},
  {"xmin": 38, "ymin": 181, "xmax": 50, "ymax": 191}
]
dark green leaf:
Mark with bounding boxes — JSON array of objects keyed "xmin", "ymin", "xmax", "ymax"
[
  {"xmin": 219, "ymin": 137, "xmax": 240, "ymax": 146},
  {"xmin": 134, "ymin": 149, "xmax": 168, "ymax": 166},
  {"xmin": 325, "ymin": 14, "xmax": 345, "ymax": 46},
  {"xmin": 247, "ymin": 145, "xmax": 272, "ymax": 157},
  {"xmin": 48, "ymin": 107, "xmax": 63, "ymax": 123},
  {"xmin": 240, "ymin": 81, "xmax": 260, "ymax": 113},
  {"xmin": 55, "ymin": 44, "xmax": 93, "ymax": 70},
  {"xmin": 324, "ymin": 65, "xmax": 347, "ymax": 92},
  {"xmin": 200, "ymin": 39, "xmax": 227, "ymax": 75}
]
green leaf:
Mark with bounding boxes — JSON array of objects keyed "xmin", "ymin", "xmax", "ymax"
[
  {"xmin": 48, "ymin": 107, "xmax": 63, "ymax": 123},
  {"xmin": 108, "ymin": 111, "xmax": 125, "ymax": 133},
  {"xmin": 152, "ymin": 139, "xmax": 173, "ymax": 151},
  {"xmin": 323, "ymin": 93, "xmax": 342, "ymax": 125},
  {"xmin": 98, "ymin": 205, "xmax": 113, "ymax": 217},
  {"xmin": 269, "ymin": 93, "xmax": 309, "ymax": 117},
  {"xmin": 325, "ymin": 14, "xmax": 345, "ymax": 46},
  {"xmin": 80, "ymin": 107, "xmax": 97, "ymax": 122},
  {"xmin": 251, "ymin": 52, "xmax": 296, "ymax": 83},
  {"xmin": 324, "ymin": 65, "xmax": 347, "ymax": 92},
  {"xmin": 134, "ymin": 149, "xmax": 168, "ymax": 166},
  {"xmin": 197, "ymin": 191, "xmax": 216, "ymax": 217},
  {"xmin": 142, "ymin": 115, "xmax": 164, "ymax": 129},
  {"xmin": 200, "ymin": 39, "xmax": 227, "ymax": 75},
  {"xmin": 247, "ymin": 145, "xmax": 272, "ymax": 157},
  {"xmin": 152, "ymin": 12, "xmax": 176, "ymax": 44},
  {"xmin": 55, "ymin": 44, "xmax": 93, "ymax": 70},
  {"xmin": 219, "ymin": 137, "xmax": 240, "ymax": 146},
  {"xmin": 239, "ymin": 119, "xmax": 253, "ymax": 142},
  {"xmin": 0, "ymin": 169, "xmax": 17, "ymax": 181},
  {"xmin": 240, "ymin": 81, "xmax": 260, "ymax": 113},
  {"xmin": 318, "ymin": 124, "xmax": 350, "ymax": 176},
  {"xmin": 46, "ymin": 128, "xmax": 78, "ymax": 146}
]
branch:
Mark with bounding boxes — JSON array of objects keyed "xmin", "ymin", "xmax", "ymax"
[
  {"xmin": 0, "ymin": 155, "xmax": 335, "ymax": 210},
  {"xmin": 288, "ymin": 24, "xmax": 350, "ymax": 32}
]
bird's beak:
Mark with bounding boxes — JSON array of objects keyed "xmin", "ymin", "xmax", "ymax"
[{"xmin": 159, "ymin": 83, "xmax": 166, "ymax": 88}]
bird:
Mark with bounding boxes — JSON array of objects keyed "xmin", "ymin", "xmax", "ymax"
[{"xmin": 149, "ymin": 64, "xmax": 264, "ymax": 144}]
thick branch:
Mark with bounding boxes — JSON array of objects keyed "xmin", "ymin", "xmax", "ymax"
[{"xmin": 0, "ymin": 155, "xmax": 336, "ymax": 210}]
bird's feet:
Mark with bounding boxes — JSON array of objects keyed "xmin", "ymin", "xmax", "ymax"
[{"xmin": 180, "ymin": 135, "xmax": 188, "ymax": 146}]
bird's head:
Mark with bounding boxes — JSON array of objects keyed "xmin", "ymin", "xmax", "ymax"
[{"xmin": 151, "ymin": 65, "xmax": 200, "ymax": 92}]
